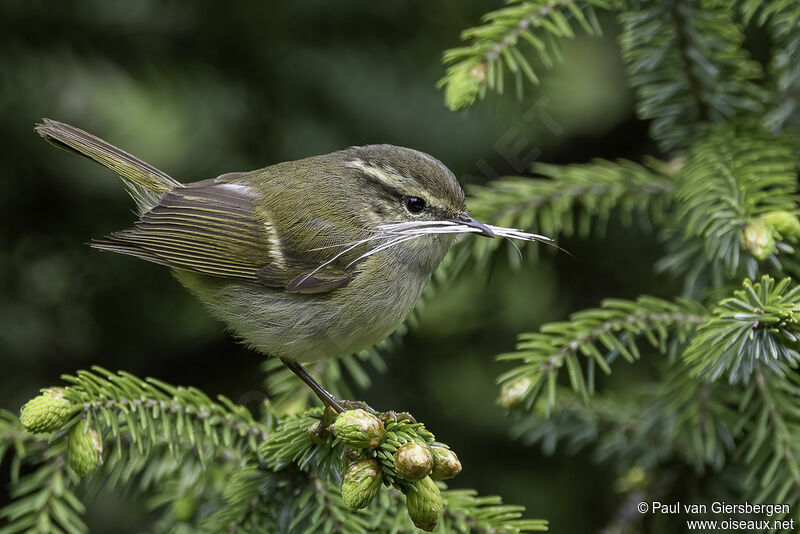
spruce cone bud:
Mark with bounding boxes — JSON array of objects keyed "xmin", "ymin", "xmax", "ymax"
[
  {"xmin": 341, "ymin": 459, "xmax": 383, "ymax": 511},
  {"xmin": 331, "ymin": 409, "xmax": 386, "ymax": 449},
  {"xmin": 394, "ymin": 441, "xmax": 433, "ymax": 481},
  {"xmin": 499, "ymin": 377, "xmax": 532, "ymax": 409},
  {"xmin": 761, "ymin": 211, "xmax": 800, "ymax": 241},
  {"xmin": 68, "ymin": 420, "xmax": 103, "ymax": 477},
  {"xmin": 19, "ymin": 389, "xmax": 72, "ymax": 433},
  {"xmin": 172, "ymin": 494, "xmax": 199, "ymax": 522},
  {"xmin": 430, "ymin": 446, "xmax": 462, "ymax": 480},
  {"xmin": 405, "ymin": 476, "xmax": 443, "ymax": 532},
  {"xmin": 444, "ymin": 61, "xmax": 485, "ymax": 111},
  {"xmin": 743, "ymin": 220, "xmax": 776, "ymax": 260}
]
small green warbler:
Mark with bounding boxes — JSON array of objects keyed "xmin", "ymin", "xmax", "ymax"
[{"xmin": 35, "ymin": 119, "xmax": 553, "ymax": 411}]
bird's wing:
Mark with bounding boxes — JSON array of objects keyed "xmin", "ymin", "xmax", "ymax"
[{"xmin": 90, "ymin": 174, "xmax": 353, "ymax": 293}]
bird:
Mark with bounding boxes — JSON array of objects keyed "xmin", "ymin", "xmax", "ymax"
[{"xmin": 35, "ymin": 119, "xmax": 553, "ymax": 413}]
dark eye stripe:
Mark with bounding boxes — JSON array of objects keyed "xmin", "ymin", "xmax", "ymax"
[{"xmin": 406, "ymin": 196, "xmax": 426, "ymax": 213}]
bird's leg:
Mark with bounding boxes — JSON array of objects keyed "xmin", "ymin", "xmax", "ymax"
[
  {"xmin": 280, "ymin": 358, "xmax": 417, "ymax": 423},
  {"xmin": 280, "ymin": 358, "xmax": 345, "ymax": 413}
]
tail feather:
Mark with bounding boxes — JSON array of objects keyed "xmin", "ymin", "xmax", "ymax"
[{"xmin": 35, "ymin": 119, "xmax": 182, "ymax": 213}]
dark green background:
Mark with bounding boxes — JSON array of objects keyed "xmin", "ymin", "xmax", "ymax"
[{"xmin": 0, "ymin": 1, "xmax": 665, "ymax": 531}]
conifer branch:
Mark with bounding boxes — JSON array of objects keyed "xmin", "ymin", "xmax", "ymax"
[
  {"xmin": 460, "ymin": 158, "xmax": 674, "ymax": 267},
  {"xmin": 497, "ymin": 296, "xmax": 707, "ymax": 414},
  {"xmin": 0, "ymin": 415, "xmax": 87, "ymax": 534},
  {"xmin": 736, "ymin": 370, "xmax": 800, "ymax": 512},
  {"xmin": 1, "ymin": 371, "xmax": 548, "ymax": 533},
  {"xmin": 683, "ymin": 275, "xmax": 800, "ymax": 383},
  {"xmin": 618, "ymin": 0, "xmax": 765, "ymax": 153},
  {"xmin": 438, "ymin": 0, "xmax": 612, "ymax": 110},
  {"xmin": 740, "ymin": 0, "xmax": 800, "ymax": 132},
  {"xmin": 668, "ymin": 121, "xmax": 800, "ymax": 279},
  {"xmin": 60, "ymin": 367, "xmax": 269, "ymax": 464}
]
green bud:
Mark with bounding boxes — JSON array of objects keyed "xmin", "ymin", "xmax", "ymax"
[
  {"xmin": 405, "ymin": 476, "xmax": 443, "ymax": 532},
  {"xmin": 172, "ymin": 494, "xmax": 199, "ymax": 522},
  {"xmin": 743, "ymin": 220, "xmax": 776, "ymax": 260},
  {"xmin": 19, "ymin": 389, "xmax": 72, "ymax": 433},
  {"xmin": 665, "ymin": 157, "xmax": 685, "ymax": 176},
  {"xmin": 626, "ymin": 466, "xmax": 647, "ymax": 487},
  {"xmin": 499, "ymin": 377, "xmax": 532, "ymax": 409},
  {"xmin": 68, "ymin": 420, "xmax": 103, "ymax": 477},
  {"xmin": 341, "ymin": 459, "xmax": 383, "ymax": 511},
  {"xmin": 444, "ymin": 61, "xmax": 485, "ymax": 111},
  {"xmin": 332, "ymin": 409, "xmax": 386, "ymax": 449},
  {"xmin": 614, "ymin": 465, "xmax": 650, "ymax": 493},
  {"xmin": 430, "ymin": 446, "xmax": 462, "ymax": 480},
  {"xmin": 761, "ymin": 211, "xmax": 800, "ymax": 241},
  {"xmin": 394, "ymin": 441, "xmax": 433, "ymax": 481}
]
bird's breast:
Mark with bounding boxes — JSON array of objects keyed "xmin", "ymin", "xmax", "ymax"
[{"xmin": 174, "ymin": 254, "xmax": 433, "ymax": 363}]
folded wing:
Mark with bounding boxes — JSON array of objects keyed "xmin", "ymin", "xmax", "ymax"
[{"xmin": 91, "ymin": 175, "xmax": 352, "ymax": 293}]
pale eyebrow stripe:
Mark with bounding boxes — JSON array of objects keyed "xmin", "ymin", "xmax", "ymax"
[{"xmin": 346, "ymin": 159, "xmax": 417, "ymax": 192}]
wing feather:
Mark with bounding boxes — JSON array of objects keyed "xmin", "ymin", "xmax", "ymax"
[{"xmin": 91, "ymin": 175, "xmax": 354, "ymax": 292}]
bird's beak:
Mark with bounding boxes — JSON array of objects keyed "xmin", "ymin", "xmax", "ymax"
[{"xmin": 454, "ymin": 213, "xmax": 495, "ymax": 238}]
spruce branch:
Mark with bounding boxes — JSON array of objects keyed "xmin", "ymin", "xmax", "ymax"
[
  {"xmin": 438, "ymin": 0, "xmax": 612, "ymax": 110},
  {"xmin": 0, "ymin": 415, "xmax": 87, "ymax": 534},
  {"xmin": 669, "ymin": 121, "xmax": 800, "ymax": 279},
  {"xmin": 255, "ymin": 409, "xmax": 547, "ymax": 533},
  {"xmin": 512, "ymin": 365, "xmax": 741, "ymax": 473},
  {"xmin": 497, "ymin": 296, "xmax": 707, "ymax": 414},
  {"xmin": 735, "ymin": 369, "xmax": 800, "ymax": 514},
  {"xmin": 683, "ymin": 275, "xmax": 800, "ymax": 383},
  {"xmin": 618, "ymin": 0, "xmax": 765, "ymax": 153},
  {"xmin": 441, "ymin": 489, "xmax": 548, "ymax": 533},
  {"xmin": 740, "ymin": 0, "xmax": 800, "ymax": 132},
  {"xmin": 59, "ymin": 367, "xmax": 269, "ymax": 464},
  {"xmin": 3, "ymin": 371, "xmax": 547, "ymax": 533},
  {"xmin": 461, "ymin": 158, "xmax": 674, "ymax": 267}
]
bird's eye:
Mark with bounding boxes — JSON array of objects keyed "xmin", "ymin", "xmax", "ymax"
[{"xmin": 405, "ymin": 196, "xmax": 426, "ymax": 213}]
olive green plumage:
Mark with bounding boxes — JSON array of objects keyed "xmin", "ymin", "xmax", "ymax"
[
  {"xmin": 35, "ymin": 119, "xmax": 489, "ymax": 363},
  {"xmin": 34, "ymin": 120, "xmax": 555, "ymax": 363}
]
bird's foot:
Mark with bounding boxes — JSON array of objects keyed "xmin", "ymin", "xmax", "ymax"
[
  {"xmin": 336, "ymin": 400, "xmax": 416, "ymax": 423},
  {"xmin": 316, "ymin": 402, "xmax": 416, "ymax": 437}
]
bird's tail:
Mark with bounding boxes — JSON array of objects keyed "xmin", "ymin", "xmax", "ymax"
[{"xmin": 35, "ymin": 119, "xmax": 183, "ymax": 213}]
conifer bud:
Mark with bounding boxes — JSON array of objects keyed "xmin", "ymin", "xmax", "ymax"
[
  {"xmin": 499, "ymin": 377, "xmax": 532, "ymax": 409},
  {"xmin": 394, "ymin": 441, "xmax": 433, "ymax": 481},
  {"xmin": 332, "ymin": 409, "xmax": 386, "ymax": 449},
  {"xmin": 761, "ymin": 211, "xmax": 800, "ymax": 241},
  {"xmin": 341, "ymin": 458, "xmax": 383, "ymax": 511},
  {"xmin": 68, "ymin": 420, "xmax": 103, "ymax": 476},
  {"xmin": 172, "ymin": 494, "xmax": 199, "ymax": 522},
  {"xmin": 430, "ymin": 446, "xmax": 462, "ymax": 480},
  {"xmin": 405, "ymin": 476, "xmax": 443, "ymax": 532},
  {"xmin": 665, "ymin": 157, "xmax": 685, "ymax": 176},
  {"xmin": 444, "ymin": 61, "xmax": 486, "ymax": 111},
  {"xmin": 742, "ymin": 220, "xmax": 775, "ymax": 260},
  {"xmin": 19, "ymin": 389, "xmax": 72, "ymax": 433}
]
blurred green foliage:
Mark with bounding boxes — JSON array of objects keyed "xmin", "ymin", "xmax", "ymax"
[{"xmin": 0, "ymin": 1, "xmax": 648, "ymax": 531}]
